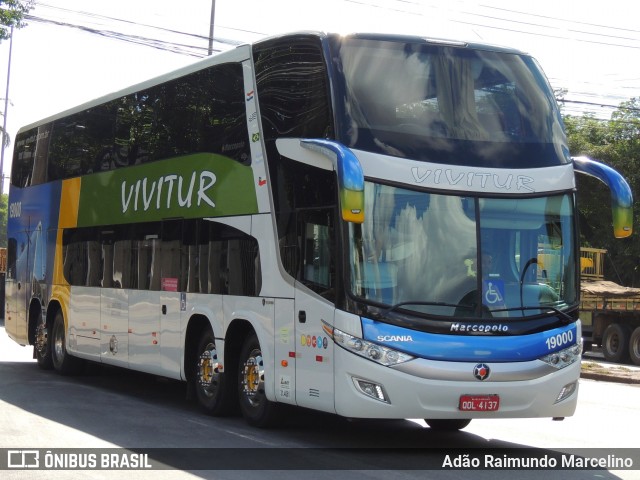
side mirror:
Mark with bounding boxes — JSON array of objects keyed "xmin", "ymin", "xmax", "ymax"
[
  {"xmin": 300, "ymin": 139, "xmax": 365, "ymax": 224},
  {"xmin": 573, "ymin": 156, "xmax": 633, "ymax": 238}
]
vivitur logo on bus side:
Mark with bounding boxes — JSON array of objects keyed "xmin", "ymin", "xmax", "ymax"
[{"xmin": 120, "ymin": 170, "xmax": 217, "ymax": 213}]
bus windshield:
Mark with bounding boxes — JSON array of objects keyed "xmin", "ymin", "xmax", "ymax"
[
  {"xmin": 348, "ymin": 183, "xmax": 577, "ymax": 319},
  {"xmin": 333, "ymin": 36, "xmax": 569, "ymax": 168}
]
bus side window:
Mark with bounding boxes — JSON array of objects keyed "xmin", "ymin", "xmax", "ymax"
[
  {"xmin": 161, "ymin": 220, "xmax": 183, "ymax": 292},
  {"xmin": 300, "ymin": 216, "xmax": 334, "ymax": 299},
  {"xmin": 113, "ymin": 239, "xmax": 133, "ymax": 289},
  {"xmin": 63, "ymin": 231, "xmax": 87, "ymax": 286},
  {"xmin": 101, "ymin": 240, "xmax": 114, "ymax": 288},
  {"xmin": 184, "ymin": 220, "xmax": 200, "ymax": 294},
  {"xmin": 86, "ymin": 238, "xmax": 102, "ymax": 287}
]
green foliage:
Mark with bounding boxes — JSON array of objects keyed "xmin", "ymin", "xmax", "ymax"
[
  {"xmin": 565, "ymin": 98, "xmax": 640, "ymax": 286},
  {"xmin": 0, "ymin": 0, "xmax": 34, "ymax": 41}
]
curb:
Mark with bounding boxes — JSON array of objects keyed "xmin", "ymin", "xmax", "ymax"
[{"xmin": 580, "ymin": 369, "xmax": 640, "ymax": 385}]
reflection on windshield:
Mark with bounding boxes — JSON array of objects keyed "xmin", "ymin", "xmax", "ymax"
[
  {"xmin": 334, "ymin": 37, "xmax": 569, "ymax": 167},
  {"xmin": 348, "ymin": 183, "xmax": 576, "ymax": 319}
]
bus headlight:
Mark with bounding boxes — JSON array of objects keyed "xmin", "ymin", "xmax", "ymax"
[
  {"xmin": 540, "ymin": 342, "xmax": 582, "ymax": 369},
  {"xmin": 333, "ymin": 327, "xmax": 415, "ymax": 366}
]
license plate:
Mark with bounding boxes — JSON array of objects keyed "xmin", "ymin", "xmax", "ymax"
[{"xmin": 459, "ymin": 394, "xmax": 500, "ymax": 411}]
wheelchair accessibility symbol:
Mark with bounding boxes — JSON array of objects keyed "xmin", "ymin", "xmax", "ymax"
[{"xmin": 482, "ymin": 279, "xmax": 505, "ymax": 306}]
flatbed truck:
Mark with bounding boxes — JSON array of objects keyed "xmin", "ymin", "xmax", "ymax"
[{"xmin": 580, "ymin": 247, "xmax": 640, "ymax": 365}]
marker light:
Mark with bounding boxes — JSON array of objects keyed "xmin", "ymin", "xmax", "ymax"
[{"xmin": 333, "ymin": 327, "xmax": 414, "ymax": 366}]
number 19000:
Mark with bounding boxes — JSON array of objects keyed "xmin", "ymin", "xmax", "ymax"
[{"xmin": 545, "ymin": 330, "xmax": 574, "ymax": 350}]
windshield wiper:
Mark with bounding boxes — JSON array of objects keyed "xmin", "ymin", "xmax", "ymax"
[
  {"xmin": 379, "ymin": 301, "xmax": 573, "ymax": 323},
  {"xmin": 381, "ymin": 301, "xmax": 470, "ymax": 316},
  {"xmin": 490, "ymin": 305, "xmax": 574, "ymax": 323}
]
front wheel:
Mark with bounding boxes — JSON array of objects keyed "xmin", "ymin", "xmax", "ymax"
[
  {"xmin": 425, "ymin": 419, "xmax": 471, "ymax": 431},
  {"xmin": 238, "ymin": 333, "xmax": 282, "ymax": 428}
]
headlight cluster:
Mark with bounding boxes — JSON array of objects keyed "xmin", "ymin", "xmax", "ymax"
[
  {"xmin": 540, "ymin": 342, "xmax": 582, "ymax": 369},
  {"xmin": 333, "ymin": 327, "xmax": 415, "ymax": 366}
]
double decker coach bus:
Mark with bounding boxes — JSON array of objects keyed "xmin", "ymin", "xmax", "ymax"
[{"xmin": 5, "ymin": 32, "xmax": 632, "ymax": 430}]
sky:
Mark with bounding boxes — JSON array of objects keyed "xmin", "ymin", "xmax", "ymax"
[{"xmin": 1, "ymin": 0, "xmax": 639, "ymax": 191}]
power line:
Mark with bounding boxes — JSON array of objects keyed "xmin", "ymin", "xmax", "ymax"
[
  {"xmin": 481, "ymin": 3, "xmax": 640, "ymax": 36},
  {"xmin": 34, "ymin": 2, "xmax": 260, "ymax": 45},
  {"xmin": 23, "ymin": 13, "xmax": 241, "ymax": 57},
  {"xmin": 559, "ymin": 99, "xmax": 640, "ymax": 112}
]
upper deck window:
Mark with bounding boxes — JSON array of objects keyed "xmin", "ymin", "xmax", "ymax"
[{"xmin": 331, "ymin": 37, "xmax": 569, "ymax": 168}]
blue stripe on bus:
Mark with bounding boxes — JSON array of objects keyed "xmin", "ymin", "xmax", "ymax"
[{"xmin": 361, "ymin": 317, "xmax": 578, "ymax": 362}]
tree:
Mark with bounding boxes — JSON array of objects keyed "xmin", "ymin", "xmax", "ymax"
[
  {"xmin": 0, "ymin": 0, "xmax": 34, "ymax": 42},
  {"xmin": 565, "ymin": 98, "xmax": 640, "ymax": 286},
  {"xmin": 2, "ymin": 1, "xmax": 34, "ymax": 148}
]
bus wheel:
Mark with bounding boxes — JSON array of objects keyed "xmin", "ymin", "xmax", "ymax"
[
  {"xmin": 425, "ymin": 419, "xmax": 471, "ymax": 431},
  {"xmin": 238, "ymin": 333, "xmax": 282, "ymax": 428},
  {"xmin": 194, "ymin": 331, "xmax": 235, "ymax": 415},
  {"xmin": 34, "ymin": 321, "xmax": 53, "ymax": 370},
  {"xmin": 602, "ymin": 323, "xmax": 631, "ymax": 363},
  {"xmin": 51, "ymin": 311, "xmax": 82, "ymax": 375},
  {"xmin": 629, "ymin": 327, "xmax": 640, "ymax": 366}
]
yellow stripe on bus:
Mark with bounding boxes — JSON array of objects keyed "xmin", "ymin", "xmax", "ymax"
[
  {"xmin": 59, "ymin": 177, "xmax": 82, "ymax": 228},
  {"xmin": 53, "ymin": 178, "xmax": 81, "ymax": 288}
]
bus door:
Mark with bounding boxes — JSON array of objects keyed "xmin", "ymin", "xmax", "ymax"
[
  {"xmin": 294, "ymin": 211, "xmax": 336, "ymax": 413},
  {"xmin": 125, "ymin": 220, "xmax": 184, "ymax": 378},
  {"xmin": 158, "ymin": 220, "xmax": 183, "ymax": 378},
  {"xmin": 128, "ymin": 225, "xmax": 162, "ymax": 375},
  {"xmin": 8, "ymin": 220, "xmax": 41, "ymax": 345},
  {"xmin": 99, "ymin": 230, "xmax": 129, "ymax": 367},
  {"xmin": 4, "ymin": 239, "xmax": 16, "ymax": 339},
  {"xmin": 4, "ymin": 236, "xmax": 23, "ymax": 343}
]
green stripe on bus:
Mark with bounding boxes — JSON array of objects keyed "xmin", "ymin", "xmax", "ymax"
[{"xmin": 77, "ymin": 153, "xmax": 258, "ymax": 226}]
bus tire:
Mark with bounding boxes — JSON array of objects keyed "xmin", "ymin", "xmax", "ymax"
[
  {"xmin": 425, "ymin": 419, "xmax": 471, "ymax": 431},
  {"xmin": 34, "ymin": 321, "xmax": 53, "ymax": 370},
  {"xmin": 238, "ymin": 333, "xmax": 282, "ymax": 428},
  {"xmin": 602, "ymin": 323, "xmax": 631, "ymax": 363},
  {"xmin": 629, "ymin": 327, "xmax": 640, "ymax": 366},
  {"xmin": 51, "ymin": 311, "xmax": 82, "ymax": 375},
  {"xmin": 194, "ymin": 330, "xmax": 236, "ymax": 416}
]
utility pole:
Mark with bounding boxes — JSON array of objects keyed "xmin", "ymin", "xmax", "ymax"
[
  {"xmin": 1, "ymin": 26, "xmax": 14, "ymax": 196},
  {"xmin": 207, "ymin": 0, "xmax": 216, "ymax": 56}
]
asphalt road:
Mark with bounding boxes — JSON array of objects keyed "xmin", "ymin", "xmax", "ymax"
[{"xmin": 2, "ymin": 321, "xmax": 640, "ymax": 480}]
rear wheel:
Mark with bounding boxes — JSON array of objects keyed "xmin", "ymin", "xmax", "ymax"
[
  {"xmin": 194, "ymin": 330, "xmax": 236, "ymax": 415},
  {"xmin": 51, "ymin": 311, "xmax": 82, "ymax": 375},
  {"xmin": 602, "ymin": 323, "xmax": 631, "ymax": 363},
  {"xmin": 425, "ymin": 419, "xmax": 471, "ymax": 431},
  {"xmin": 238, "ymin": 333, "xmax": 282, "ymax": 427},
  {"xmin": 34, "ymin": 321, "xmax": 53, "ymax": 370},
  {"xmin": 629, "ymin": 327, "xmax": 640, "ymax": 366}
]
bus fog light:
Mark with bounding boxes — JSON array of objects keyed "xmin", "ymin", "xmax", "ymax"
[
  {"xmin": 353, "ymin": 377, "xmax": 389, "ymax": 403},
  {"xmin": 554, "ymin": 381, "xmax": 577, "ymax": 403}
]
